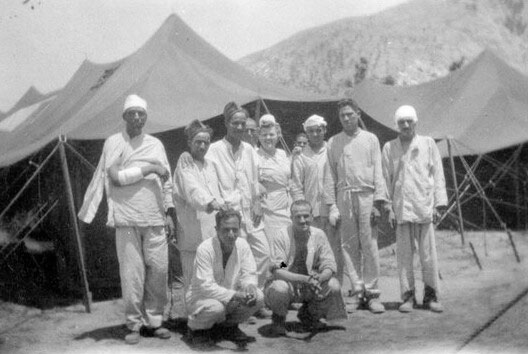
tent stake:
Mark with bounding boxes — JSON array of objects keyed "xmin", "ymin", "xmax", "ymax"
[
  {"xmin": 58, "ymin": 138, "xmax": 92, "ymax": 313},
  {"xmin": 447, "ymin": 138, "xmax": 465, "ymax": 245},
  {"xmin": 469, "ymin": 241, "xmax": 483, "ymax": 270}
]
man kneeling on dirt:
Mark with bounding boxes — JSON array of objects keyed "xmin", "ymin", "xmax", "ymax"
[
  {"xmin": 185, "ymin": 208, "xmax": 264, "ymax": 346},
  {"xmin": 265, "ymin": 200, "xmax": 347, "ymax": 336}
]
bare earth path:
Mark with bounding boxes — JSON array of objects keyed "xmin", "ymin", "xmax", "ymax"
[{"xmin": 1, "ymin": 231, "xmax": 528, "ymax": 354}]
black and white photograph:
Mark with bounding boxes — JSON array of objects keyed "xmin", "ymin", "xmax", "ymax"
[{"xmin": 1, "ymin": 1, "xmax": 528, "ymax": 353}]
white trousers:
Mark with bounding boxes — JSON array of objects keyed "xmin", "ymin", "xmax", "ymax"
[
  {"xmin": 312, "ymin": 217, "xmax": 358, "ymax": 293},
  {"xmin": 264, "ymin": 278, "xmax": 347, "ymax": 322},
  {"xmin": 396, "ymin": 222, "xmax": 440, "ymax": 299},
  {"xmin": 240, "ymin": 222, "xmax": 271, "ymax": 289},
  {"xmin": 337, "ymin": 191, "xmax": 380, "ymax": 292},
  {"xmin": 115, "ymin": 226, "xmax": 168, "ymax": 331},
  {"xmin": 187, "ymin": 290, "xmax": 264, "ymax": 330}
]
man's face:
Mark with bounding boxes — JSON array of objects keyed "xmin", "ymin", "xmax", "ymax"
[
  {"xmin": 397, "ymin": 118, "xmax": 416, "ymax": 140},
  {"xmin": 216, "ymin": 216, "xmax": 241, "ymax": 249},
  {"xmin": 189, "ymin": 132, "xmax": 211, "ymax": 161},
  {"xmin": 244, "ymin": 119, "xmax": 258, "ymax": 146},
  {"xmin": 225, "ymin": 112, "xmax": 247, "ymax": 142},
  {"xmin": 295, "ymin": 135, "xmax": 308, "ymax": 149},
  {"xmin": 123, "ymin": 107, "xmax": 147, "ymax": 133},
  {"xmin": 305, "ymin": 126, "xmax": 326, "ymax": 146},
  {"xmin": 338, "ymin": 105, "xmax": 359, "ymax": 134},
  {"xmin": 291, "ymin": 204, "xmax": 313, "ymax": 234}
]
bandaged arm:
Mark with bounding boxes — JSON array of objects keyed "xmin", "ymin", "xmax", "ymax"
[{"xmin": 108, "ymin": 164, "xmax": 165, "ymax": 186}]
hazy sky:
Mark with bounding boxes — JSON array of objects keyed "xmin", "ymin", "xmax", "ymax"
[{"xmin": 0, "ymin": 0, "xmax": 408, "ymax": 111}]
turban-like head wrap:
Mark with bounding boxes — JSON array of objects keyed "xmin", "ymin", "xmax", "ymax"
[{"xmin": 303, "ymin": 114, "xmax": 327, "ymax": 131}]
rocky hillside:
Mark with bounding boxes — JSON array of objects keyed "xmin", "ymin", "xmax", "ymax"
[{"xmin": 239, "ymin": 0, "xmax": 528, "ymax": 95}]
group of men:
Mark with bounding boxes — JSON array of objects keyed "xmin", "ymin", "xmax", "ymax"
[{"xmin": 78, "ymin": 94, "xmax": 447, "ymax": 347}]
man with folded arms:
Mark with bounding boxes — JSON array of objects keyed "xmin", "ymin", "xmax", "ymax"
[{"xmin": 78, "ymin": 94, "xmax": 175, "ymax": 344}]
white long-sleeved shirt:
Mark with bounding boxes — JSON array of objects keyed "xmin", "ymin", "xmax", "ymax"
[
  {"xmin": 291, "ymin": 143, "xmax": 328, "ymax": 218},
  {"xmin": 382, "ymin": 135, "xmax": 447, "ymax": 224},
  {"xmin": 206, "ymin": 138, "xmax": 262, "ymax": 232},
  {"xmin": 173, "ymin": 152, "xmax": 223, "ymax": 252},
  {"xmin": 186, "ymin": 236, "xmax": 257, "ymax": 306},
  {"xmin": 324, "ymin": 129, "xmax": 388, "ymax": 204},
  {"xmin": 78, "ymin": 131, "xmax": 173, "ymax": 227}
]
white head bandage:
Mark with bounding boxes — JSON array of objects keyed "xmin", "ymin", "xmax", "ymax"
[
  {"xmin": 123, "ymin": 94, "xmax": 147, "ymax": 113},
  {"xmin": 303, "ymin": 114, "xmax": 327, "ymax": 131},
  {"xmin": 394, "ymin": 105, "xmax": 418, "ymax": 126}
]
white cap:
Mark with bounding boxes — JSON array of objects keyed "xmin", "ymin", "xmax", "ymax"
[
  {"xmin": 259, "ymin": 114, "xmax": 276, "ymax": 126},
  {"xmin": 123, "ymin": 94, "xmax": 147, "ymax": 113},
  {"xmin": 394, "ymin": 105, "xmax": 418, "ymax": 126},
  {"xmin": 303, "ymin": 114, "xmax": 327, "ymax": 131}
]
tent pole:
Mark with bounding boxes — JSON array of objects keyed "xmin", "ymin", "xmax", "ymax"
[
  {"xmin": 58, "ymin": 137, "xmax": 92, "ymax": 313},
  {"xmin": 255, "ymin": 99, "xmax": 261, "ymax": 122},
  {"xmin": 447, "ymin": 138, "xmax": 465, "ymax": 245},
  {"xmin": 0, "ymin": 142, "xmax": 60, "ymax": 222},
  {"xmin": 515, "ymin": 158, "xmax": 521, "ymax": 230}
]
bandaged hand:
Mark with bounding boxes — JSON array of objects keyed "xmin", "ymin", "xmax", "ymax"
[{"xmin": 328, "ymin": 204, "xmax": 340, "ymax": 227}]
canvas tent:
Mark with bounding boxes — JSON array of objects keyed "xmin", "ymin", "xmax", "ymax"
[
  {"xmin": 1, "ymin": 14, "xmax": 363, "ymax": 309},
  {"xmin": 353, "ymin": 50, "xmax": 528, "ymax": 259},
  {"xmin": 353, "ymin": 49, "xmax": 528, "ymax": 157}
]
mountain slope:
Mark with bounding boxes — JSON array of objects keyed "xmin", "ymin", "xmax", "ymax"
[{"xmin": 239, "ymin": 0, "xmax": 528, "ymax": 95}]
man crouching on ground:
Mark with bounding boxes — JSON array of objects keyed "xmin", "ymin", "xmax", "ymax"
[
  {"xmin": 265, "ymin": 200, "xmax": 347, "ymax": 336},
  {"xmin": 185, "ymin": 208, "xmax": 264, "ymax": 346}
]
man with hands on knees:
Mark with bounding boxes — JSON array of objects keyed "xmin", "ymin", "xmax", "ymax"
[
  {"xmin": 265, "ymin": 200, "xmax": 347, "ymax": 336},
  {"xmin": 382, "ymin": 105, "xmax": 447, "ymax": 313},
  {"xmin": 185, "ymin": 208, "xmax": 264, "ymax": 346}
]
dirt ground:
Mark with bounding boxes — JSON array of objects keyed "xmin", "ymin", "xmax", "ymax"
[{"xmin": 1, "ymin": 230, "xmax": 528, "ymax": 354}]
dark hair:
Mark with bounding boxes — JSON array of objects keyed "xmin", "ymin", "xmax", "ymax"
[
  {"xmin": 290, "ymin": 199, "xmax": 313, "ymax": 214},
  {"xmin": 184, "ymin": 119, "xmax": 213, "ymax": 141},
  {"xmin": 215, "ymin": 208, "xmax": 242, "ymax": 227},
  {"xmin": 223, "ymin": 101, "xmax": 249, "ymax": 123},
  {"xmin": 295, "ymin": 132, "xmax": 308, "ymax": 141},
  {"xmin": 337, "ymin": 98, "xmax": 360, "ymax": 114}
]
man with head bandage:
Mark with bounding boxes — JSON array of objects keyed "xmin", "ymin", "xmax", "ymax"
[
  {"xmin": 382, "ymin": 105, "xmax": 447, "ymax": 313},
  {"xmin": 78, "ymin": 94, "xmax": 175, "ymax": 344}
]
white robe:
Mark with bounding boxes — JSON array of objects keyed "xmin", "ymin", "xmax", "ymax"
[
  {"xmin": 205, "ymin": 138, "xmax": 262, "ymax": 233},
  {"xmin": 186, "ymin": 237, "xmax": 258, "ymax": 307},
  {"xmin": 382, "ymin": 135, "xmax": 447, "ymax": 224},
  {"xmin": 173, "ymin": 153, "xmax": 223, "ymax": 252},
  {"xmin": 78, "ymin": 131, "xmax": 173, "ymax": 227},
  {"xmin": 291, "ymin": 143, "xmax": 328, "ymax": 218}
]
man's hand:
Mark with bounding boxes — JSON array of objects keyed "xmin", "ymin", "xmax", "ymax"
[
  {"xmin": 306, "ymin": 274, "xmax": 322, "ymax": 292},
  {"xmin": 252, "ymin": 202, "xmax": 263, "ymax": 227},
  {"xmin": 206, "ymin": 199, "xmax": 221, "ymax": 213},
  {"xmin": 328, "ymin": 204, "xmax": 340, "ymax": 227},
  {"xmin": 242, "ymin": 284, "xmax": 258, "ymax": 307},
  {"xmin": 165, "ymin": 208, "xmax": 176, "ymax": 240},
  {"xmin": 152, "ymin": 164, "xmax": 169, "ymax": 183},
  {"xmin": 370, "ymin": 206, "xmax": 381, "ymax": 226},
  {"xmin": 291, "ymin": 146, "xmax": 303, "ymax": 156},
  {"xmin": 387, "ymin": 208, "xmax": 396, "ymax": 229},
  {"xmin": 433, "ymin": 206, "xmax": 446, "ymax": 224}
]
